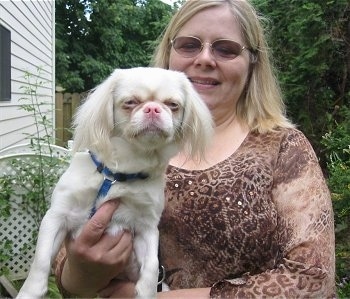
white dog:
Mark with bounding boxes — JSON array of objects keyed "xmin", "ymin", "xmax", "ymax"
[{"xmin": 17, "ymin": 67, "xmax": 213, "ymax": 299}]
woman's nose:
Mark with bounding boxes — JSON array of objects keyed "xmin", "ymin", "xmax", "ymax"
[{"xmin": 194, "ymin": 43, "xmax": 217, "ymax": 67}]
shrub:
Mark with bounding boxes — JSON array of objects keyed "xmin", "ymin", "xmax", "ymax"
[{"xmin": 322, "ymin": 106, "xmax": 350, "ymax": 297}]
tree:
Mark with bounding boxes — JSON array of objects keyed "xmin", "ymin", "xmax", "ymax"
[
  {"xmin": 55, "ymin": 0, "xmax": 173, "ymax": 92},
  {"xmin": 252, "ymin": 0, "xmax": 349, "ymax": 160}
]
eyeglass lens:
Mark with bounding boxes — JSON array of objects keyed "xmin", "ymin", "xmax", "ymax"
[{"xmin": 172, "ymin": 36, "xmax": 244, "ymax": 60}]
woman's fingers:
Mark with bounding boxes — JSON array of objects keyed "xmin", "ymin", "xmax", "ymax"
[
  {"xmin": 62, "ymin": 199, "xmax": 134, "ymax": 295},
  {"xmin": 78, "ymin": 199, "xmax": 120, "ymax": 246},
  {"xmin": 66, "ymin": 198, "xmax": 133, "ymax": 270},
  {"xmin": 96, "ymin": 228, "xmax": 132, "ymax": 253}
]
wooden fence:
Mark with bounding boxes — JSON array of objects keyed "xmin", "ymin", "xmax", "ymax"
[{"xmin": 55, "ymin": 92, "xmax": 86, "ymax": 147}]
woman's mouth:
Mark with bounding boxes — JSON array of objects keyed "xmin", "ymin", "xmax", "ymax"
[{"xmin": 189, "ymin": 78, "xmax": 220, "ymax": 86}]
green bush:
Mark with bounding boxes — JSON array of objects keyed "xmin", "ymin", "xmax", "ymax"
[{"xmin": 322, "ymin": 106, "xmax": 350, "ymax": 297}]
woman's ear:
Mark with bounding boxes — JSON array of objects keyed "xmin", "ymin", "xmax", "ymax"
[
  {"xmin": 180, "ymin": 76, "xmax": 213, "ymax": 161},
  {"xmin": 72, "ymin": 70, "xmax": 120, "ymax": 160}
]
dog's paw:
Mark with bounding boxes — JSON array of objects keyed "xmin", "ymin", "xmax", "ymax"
[
  {"xmin": 16, "ymin": 290, "xmax": 43, "ymax": 299},
  {"xmin": 16, "ymin": 277, "xmax": 48, "ymax": 299},
  {"xmin": 16, "ymin": 283, "xmax": 47, "ymax": 299},
  {"xmin": 135, "ymin": 283, "xmax": 157, "ymax": 299}
]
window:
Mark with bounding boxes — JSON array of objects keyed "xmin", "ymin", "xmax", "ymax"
[{"xmin": 0, "ymin": 24, "xmax": 11, "ymax": 101}]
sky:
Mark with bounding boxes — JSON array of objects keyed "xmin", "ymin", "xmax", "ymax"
[{"xmin": 159, "ymin": 0, "xmax": 176, "ymax": 5}]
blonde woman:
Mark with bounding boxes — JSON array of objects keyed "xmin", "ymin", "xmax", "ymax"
[{"xmin": 55, "ymin": 0, "xmax": 335, "ymax": 298}]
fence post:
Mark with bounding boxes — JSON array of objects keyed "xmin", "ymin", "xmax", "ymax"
[
  {"xmin": 55, "ymin": 93, "xmax": 64, "ymax": 146},
  {"xmin": 55, "ymin": 92, "xmax": 85, "ymax": 147}
]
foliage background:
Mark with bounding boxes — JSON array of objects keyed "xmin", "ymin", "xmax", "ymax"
[
  {"xmin": 253, "ymin": 0, "xmax": 349, "ymax": 160},
  {"xmin": 55, "ymin": 0, "xmax": 349, "ymax": 295},
  {"xmin": 55, "ymin": 0, "xmax": 173, "ymax": 92}
]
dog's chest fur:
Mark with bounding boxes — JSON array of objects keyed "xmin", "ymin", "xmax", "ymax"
[{"xmin": 51, "ymin": 141, "xmax": 171, "ymax": 238}]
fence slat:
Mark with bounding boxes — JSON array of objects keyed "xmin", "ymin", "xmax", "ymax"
[
  {"xmin": 55, "ymin": 92, "xmax": 85, "ymax": 147},
  {"xmin": 55, "ymin": 93, "xmax": 64, "ymax": 147}
]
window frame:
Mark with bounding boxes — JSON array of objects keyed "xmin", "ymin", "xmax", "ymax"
[{"xmin": 0, "ymin": 24, "xmax": 11, "ymax": 102}]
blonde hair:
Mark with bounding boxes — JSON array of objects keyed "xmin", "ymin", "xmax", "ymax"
[{"xmin": 151, "ymin": 0, "xmax": 294, "ymax": 132}]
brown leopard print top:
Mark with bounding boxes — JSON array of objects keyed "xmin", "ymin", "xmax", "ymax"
[
  {"xmin": 159, "ymin": 128, "xmax": 335, "ymax": 298},
  {"xmin": 54, "ymin": 128, "xmax": 335, "ymax": 298}
]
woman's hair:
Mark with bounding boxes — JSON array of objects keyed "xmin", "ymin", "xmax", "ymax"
[{"xmin": 151, "ymin": 0, "xmax": 294, "ymax": 132}]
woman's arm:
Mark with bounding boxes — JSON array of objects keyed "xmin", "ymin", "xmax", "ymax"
[
  {"xmin": 210, "ymin": 130, "xmax": 336, "ymax": 298},
  {"xmin": 158, "ymin": 288, "xmax": 210, "ymax": 298},
  {"xmin": 98, "ymin": 280, "xmax": 210, "ymax": 298}
]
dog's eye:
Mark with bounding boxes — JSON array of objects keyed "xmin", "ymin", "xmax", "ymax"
[
  {"xmin": 123, "ymin": 99, "xmax": 140, "ymax": 110},
  {"xmin": 164, "ymin": 101, "xmax": 180, "ymax": 112}
]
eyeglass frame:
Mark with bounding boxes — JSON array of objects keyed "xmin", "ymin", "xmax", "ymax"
[{"xmin": 170, "ymin": 35, "xmax": 249, "ymax": 61}]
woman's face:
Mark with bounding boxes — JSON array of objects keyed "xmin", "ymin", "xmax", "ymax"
[{"xmin": 169, "ymin": 4, "xmax": 250, "ymax": 120}]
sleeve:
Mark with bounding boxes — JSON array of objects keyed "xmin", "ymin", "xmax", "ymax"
[
  {"xmin": 210, "ymin": 129, "xmax": 336, "ymax": 298},
  {"xmin": 52, "ymin": 245, "xmax": 74, "ymax": 298}
]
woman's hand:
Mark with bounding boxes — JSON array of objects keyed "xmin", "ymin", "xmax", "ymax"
[{"xmin": 61, "ymin": 200, "xmax": 133, "ymax": 297}]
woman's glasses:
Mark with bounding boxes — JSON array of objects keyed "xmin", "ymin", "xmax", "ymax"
[{"xmin": 171, "ymin": 36, "xmax": 246, "ymax": 61}]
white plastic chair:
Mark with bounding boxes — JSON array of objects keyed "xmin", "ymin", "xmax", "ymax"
[
  {"xmin": 0, "ymin": 143, "xmax": 71, "ymax": 160},
  {"xmin": 0, "ymin": 143, "xmax": 70, "ymax": 297}
]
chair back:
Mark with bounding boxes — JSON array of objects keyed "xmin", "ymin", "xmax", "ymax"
[{"xmin": 0, "ymin": 143, "xmax": 70, "ymax": 280}]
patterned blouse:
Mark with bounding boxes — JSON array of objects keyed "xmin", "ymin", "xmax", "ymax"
[
  {"xmin": 159, "ymin": 127, "xmax": 335, "ymax": 298},
  {"xmin": 54, "ymin": 127, "xmax": 335, "ymax": 298}
]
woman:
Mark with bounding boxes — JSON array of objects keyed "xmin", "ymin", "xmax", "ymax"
[{"xmin": 55, "ymin": 0, "xmax": 335, "ymax": 297}]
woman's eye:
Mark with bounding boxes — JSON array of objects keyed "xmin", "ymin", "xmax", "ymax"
[{"xmin": 181, "ymin": 43, "xmax": 198, "ymax": 52}]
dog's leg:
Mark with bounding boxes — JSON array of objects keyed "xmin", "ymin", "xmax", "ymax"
[
  {"xmin": 133, "ymin": 228, "xmax": 159, "ymax": 299},
  {"xmin": 16, "ymin": 210, "xmax": 66, "ymax": 299}
]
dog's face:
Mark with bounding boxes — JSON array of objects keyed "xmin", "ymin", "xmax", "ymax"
[
  {"xmin": 73, "ymin": 67, "xmax": 213, "ymax": 162},
  {"xmin": 112, "ymin": 68, "xmax": 189, "ymax": 149}
]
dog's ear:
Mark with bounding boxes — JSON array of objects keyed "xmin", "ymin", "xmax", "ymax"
[
  {"xmin": 72, "ymin": 69, "xmax": 120, "ymax": 159},
  {"xmin": 180, "ymin": 76, "xmax": 213, "ymax": 161}
]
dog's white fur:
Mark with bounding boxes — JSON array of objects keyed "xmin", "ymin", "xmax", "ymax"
[{"xmin": 17, "ymin": 67, "xmax": 213, "ymax": 299}]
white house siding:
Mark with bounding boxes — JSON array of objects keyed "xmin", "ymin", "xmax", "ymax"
[{"xmin": 0, "ymin": 0, "xmax": 55, "ymax": 150}]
